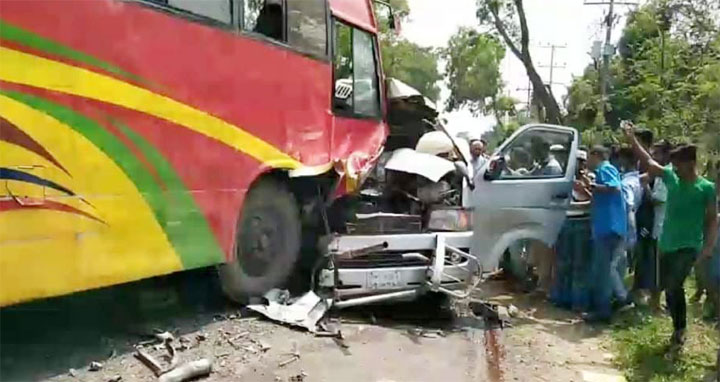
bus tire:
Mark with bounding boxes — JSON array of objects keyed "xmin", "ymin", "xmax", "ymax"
[{"xmin": 218, "ymin": 178, "xmax": 301, "ymax": 302}]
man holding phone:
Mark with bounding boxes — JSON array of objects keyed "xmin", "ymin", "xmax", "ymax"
[
  {"xmin": 622, "ymin": 121, "xmax": 718, "ymax": 353},
  {"xmin": 575, "ymin": 145, "xmax": 627, "ymax": 322}
]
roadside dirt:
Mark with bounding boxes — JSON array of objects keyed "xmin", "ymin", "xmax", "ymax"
[{"xmin": 0, "ymin": 269, "xmax": 625, "ymax": 382}]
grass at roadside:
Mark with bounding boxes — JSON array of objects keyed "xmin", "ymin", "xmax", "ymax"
[{"xmin": 609, "ymin": 281, "xmax": 718, "ymax": 382}]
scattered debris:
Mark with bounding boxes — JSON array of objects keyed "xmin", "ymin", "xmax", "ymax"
[
  {"xmin": 496, "ymin": 306, "xmax": 511, "ymax": 323},
  {"xmin": 107, "ymin": 375, "xmax": 122, "ymax": 382},
  {"xmin": 255, "ymin": 339, "xmax": 272, "ymax": 352},
  {"xmin": 135, "ymin": 348, "xmax": 164, "ymax": 377},
  {"xmin": 279, "ymin": 342, "xmax": 301, "ymax": 367},
  {"xmin": 157, "ymin": 359, "xmax": 212, "ymax": 382},
  {"xmin": 289, "ymin": 371, "xmax": 308, "ymax": 382},
  {"xmin": 580, "ymin": 370, "xmax": 627, "ymax": 382},
  {"xmin": 507, "ymin": 304, "xmax": 520, "ymax": 318},
  {"xmin": 154, "ymin": 331, "xmax": 175, "ymax": 343},
  {"xmin": 420, "ymin": 329, "xmax": 445, "ymax": 339},
  {"xmin": 196, "ymin": 333, "xmax": 207, "ymax": 342},
  {"xmin": 248, "ymin": 289, "xmax": 332, "ymax": 333},
  {"xmin": 88, "ymin": 361, "xmax": 104, "ymax": 372},
  {"xmin": 68, "ymin": 368, "xmax": 78, "ymax": 377},
  {"xmin": 315, "ymin": 331, "xmax": 342, "ymax": 338},
  {"xmin": 278, "ymin": 355, "xmax": 300, "ymax": 367},
  {"xmin": 333, "ymin": 336, "xmax": 350, "ymax": 350},
  {"xmin": 225, "ymin": 337, "xmax": 241, "ymax": 351},
  {"xmin": 406, "ymin": 328, "xmax": 445, "ymax": 339}
]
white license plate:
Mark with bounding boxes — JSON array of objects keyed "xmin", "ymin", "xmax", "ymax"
[{"xmin": 368, "ymin": 270, "xmax": 403, "ymax": 289}]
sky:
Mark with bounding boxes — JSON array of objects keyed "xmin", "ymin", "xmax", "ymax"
[{"xmin": 401, "ymin": 0, "xmax": 639, "ymax": 136}]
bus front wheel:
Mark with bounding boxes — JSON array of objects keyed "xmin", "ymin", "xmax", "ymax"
[{"xmin": 218, "ymin": 178, "xmax": 301, "ymax": 302}]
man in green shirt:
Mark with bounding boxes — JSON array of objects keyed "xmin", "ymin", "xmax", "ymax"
[{"xmin": 624, "ymin": 123, "xmax": 718, "ymax": 352}]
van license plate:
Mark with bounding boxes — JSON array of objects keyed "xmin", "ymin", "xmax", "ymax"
[{"xmin": 368, "ymin": 270, "xmax": 403, "ymax": 289}]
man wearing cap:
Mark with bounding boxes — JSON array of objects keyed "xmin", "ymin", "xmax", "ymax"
[
  {"xmin": 469, "ymin": 139, "xmax": 488, "ymax": 179},
  {"xmin": 530, "ymin": 136, "xmax": 563, "ymax": 177},
  {"xmin": 624, "ymin": 123, "xmax": 718, "ymax": 353}
]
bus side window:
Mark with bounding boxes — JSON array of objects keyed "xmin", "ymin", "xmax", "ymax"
[
  {"xmin": 168, "ymin": 0, "xmax": 232, "ymax": 24},
  {"xmin": 332, "ymin": 20, "xmax": 381, "ymax": 119},
  {"xmin": 287, "ymin": 0, "xmax": 327, "ymax": 57},
  {"xmin": 352, "ymin": 29, "xmax": 380, "ymax": 117},
  {"xmin": 333, "ymin": 21, "xmax": 353, "ymax": 113},
  {"xmin": 244, "ymin": 0, "xmax": 284, "ymax": 41}
]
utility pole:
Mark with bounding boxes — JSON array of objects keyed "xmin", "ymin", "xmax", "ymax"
[
  {"xmin": 516, "ymin": 81, "xmax": 532, "ymax": 118},
  {"xmin": 601, "ymin": 0, "xmax": 614, "ymax": 113},
  {"xmin": 538, "ymin": 43, "xmax": 567, "ymax": 90},
  {"xmin": 584, "ymin": 0, "xmax": 638, "ymax": 125}
]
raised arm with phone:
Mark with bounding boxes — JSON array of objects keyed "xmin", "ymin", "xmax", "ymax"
[{"xmin": 621, "ymin": 121, "xmax": 665, "ymax": 178}]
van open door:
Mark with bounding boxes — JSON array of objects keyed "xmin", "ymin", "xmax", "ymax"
[{"xmin": 471, "ymin": 124, "xmax": 579, "ymax": 270}]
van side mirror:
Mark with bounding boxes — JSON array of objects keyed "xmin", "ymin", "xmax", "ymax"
[{"xmin": 484, "ymin": 156, "xmax": 504, "ymax": 181}]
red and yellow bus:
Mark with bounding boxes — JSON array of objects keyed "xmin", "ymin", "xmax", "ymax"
[{"xmin": 0, "ymin": 0, "xmax": 390, "ymax": 306}]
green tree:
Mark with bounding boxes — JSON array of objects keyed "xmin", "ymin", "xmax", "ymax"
[
  {"xmin": 381, "ymin": 39, "xmax": 442, "ymax": 100},
  {"xmin": 565, "ymin": 0, "xmax": 720, "ymax": 161},
  {"xmin": 375, "ymin": 0, "xmax": 442, "ymax": 101},
  {"xmin": 476, "ymin": 0, "xmax": 564, "ymax": 125},
  {"xmin": 443, "ymin": 28, "xmax": 506, "ymax": 116}
]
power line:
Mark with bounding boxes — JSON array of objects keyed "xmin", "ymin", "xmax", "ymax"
[{"xmin": 537, "ymin": 43, "xmax": 567, "ymax": 88}]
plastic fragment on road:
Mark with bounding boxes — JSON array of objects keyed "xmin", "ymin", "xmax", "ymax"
[
  {"xmin": 88, "ymin": 361, "xmax": 104, "ymax": 371},
  {"xmin": 247, "ymin": 289, "xmax": 333, "ymax": 333},
  {"xmin": 157, "ymin": 359, "xmax": 212, "ymax": 382},
  {"xmin": 580, "ymin": 370, "xmax": 627, "ymax": 382}
]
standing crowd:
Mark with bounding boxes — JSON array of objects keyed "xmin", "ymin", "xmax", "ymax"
[
  {"xmin": 467, "ymin": 127, "xmax": 718, "ymax": 356},
  {"xmin": 570, "ymin": 122, "xmax": 719, "ymax": 354}
]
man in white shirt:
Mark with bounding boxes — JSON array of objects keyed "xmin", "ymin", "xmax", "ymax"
[
  {"xmin": 637, "ymin": 142, "xmax": 670, "ymax": 308},
  {"xmin": 469, "ymin": 139, "xmax": 488, "ymax": 179},
  {"xmin": 530, "ymin": 137, "xmax": 564, "ymax": 177}
]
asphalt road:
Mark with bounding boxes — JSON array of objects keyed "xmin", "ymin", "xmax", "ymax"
[{"xmin": 0, "ymin": 269, "xmax": 625, "ymax": 382}]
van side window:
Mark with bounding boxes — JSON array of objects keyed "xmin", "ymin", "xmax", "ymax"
[
  {"xmin": 498, "ymin": 130, "xmax": 573, "ymax": 180},
  {"xmin": 168, "ymin": 0, "xmax": 232, "ymax": 24},
  {"xmin": 333, "ymin": 20, "xmax": 381, "ymax": 119},
  {"xmin": 244, "ymin": 0, "xmax": 284, "ymax": 41},
  {"xmin": 287, "ymin": 0, "xmax": 327, "ymax": 56}
]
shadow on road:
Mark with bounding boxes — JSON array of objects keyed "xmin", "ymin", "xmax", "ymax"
[{"xmin": 0, "ymin": 268, "xmax": 234, "ymax": 381}]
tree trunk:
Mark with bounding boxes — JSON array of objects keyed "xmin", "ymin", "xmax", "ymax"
[
  {"xmin": 489, "ymin": 0, "xmax": 565, "ymax": 126},
  {"xmin": 523, "ymin": 60, "xmax": 563, "ymax": 125}
]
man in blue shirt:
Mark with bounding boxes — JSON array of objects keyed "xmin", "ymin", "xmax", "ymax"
[{"xmin": 576, "ymin": 145, "xmax": 628, "ymax": 322}]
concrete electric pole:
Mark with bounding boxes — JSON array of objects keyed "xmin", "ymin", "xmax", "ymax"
[{"xmin": 584, "ymin": 0, "xmax": 637, "ymax": 125}]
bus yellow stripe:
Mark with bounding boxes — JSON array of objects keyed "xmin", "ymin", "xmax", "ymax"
[
  {"xmin": 0, "ymin": 47, "xmax": 302, "ymax": 169},
  {"xmin": 0, "ymin": 94, "xmax": 182, "ymax": 305}
]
